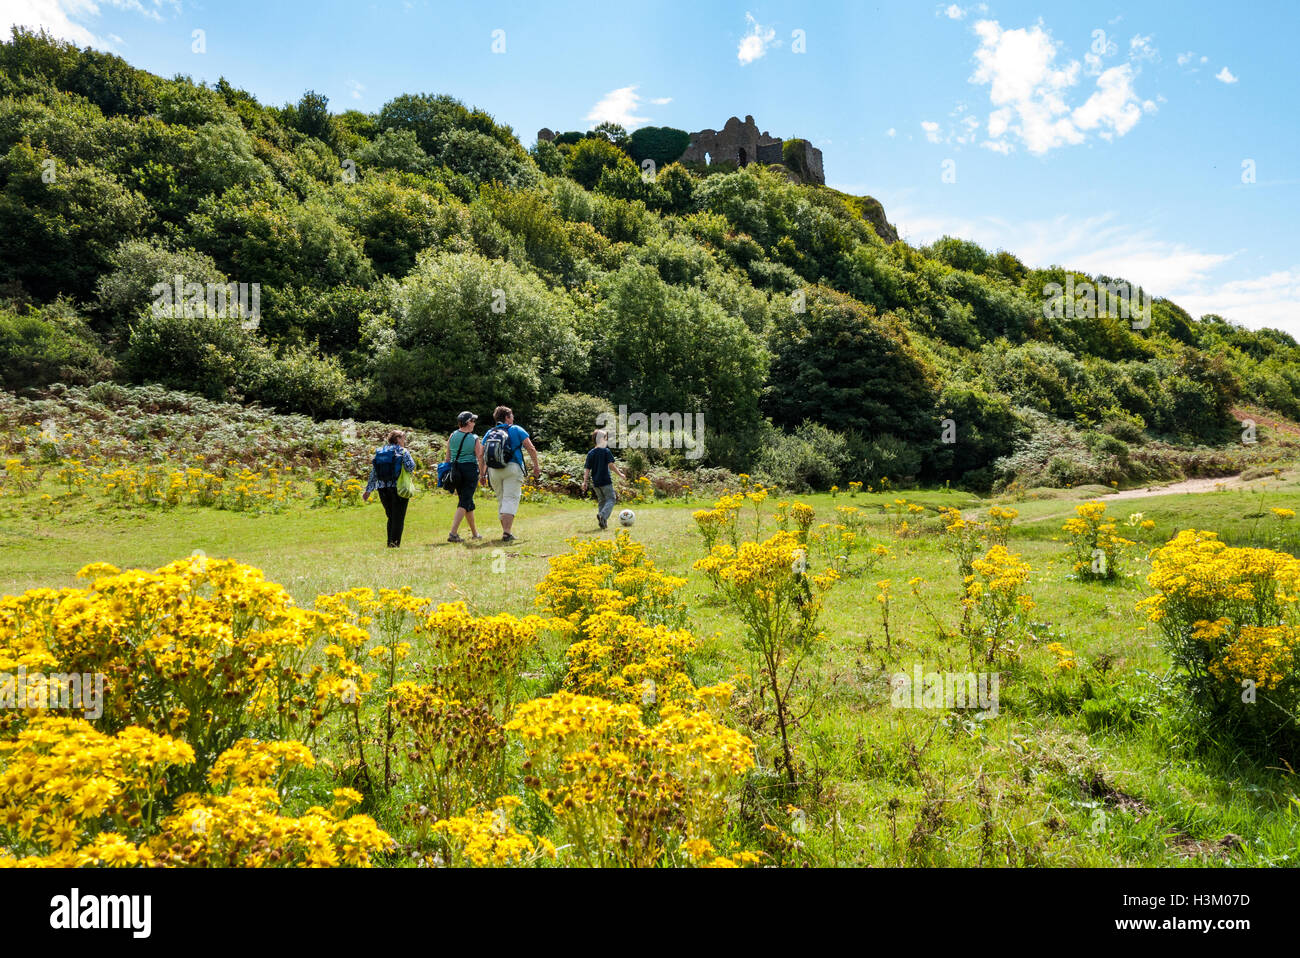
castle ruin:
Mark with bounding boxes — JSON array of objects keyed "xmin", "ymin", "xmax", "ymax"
[
  {"xmin": 536, "ymin": 114, "xmax": 825, "ymax": 185},
  {"xmin": 677, "ymin": 115, "xmax": 824, "ymax": 185}
]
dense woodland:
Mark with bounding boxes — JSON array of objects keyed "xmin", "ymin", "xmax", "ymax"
[{"xmin": 2, "ymin": 28, "xmax": 1297, "ymax": 489}]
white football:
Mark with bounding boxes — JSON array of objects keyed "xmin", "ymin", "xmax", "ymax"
[{"xmin": 618, "ymin": 509, "xmax": 636, "ymax": 528}]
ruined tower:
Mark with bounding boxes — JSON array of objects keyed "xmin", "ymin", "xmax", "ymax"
[{"xmin": 677, "ymin": 115, "xmax": 824, "ymax": 185}]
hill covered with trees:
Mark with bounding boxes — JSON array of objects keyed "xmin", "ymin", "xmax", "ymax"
[{"xmin": 2, "ymin": 28, "xmax": 1296, "ymax": 490}]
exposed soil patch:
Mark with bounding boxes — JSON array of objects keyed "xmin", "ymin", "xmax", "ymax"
[{"xmin": 1102, "ymin": 474, "xmax": 1245, "ymax": 500}]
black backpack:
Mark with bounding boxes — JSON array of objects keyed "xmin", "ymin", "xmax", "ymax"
[{"xmin": 483, "ymin": 424, "xmax": 513, "ymax": 470}]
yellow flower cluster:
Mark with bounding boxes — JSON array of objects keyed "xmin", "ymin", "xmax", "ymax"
[
  {"xmin": 1211, "ymin": 626, "xmax": 1298, "ymax": 690},
  {"xmin": 0, "ymin": 719, "xmax": 391, "ymax": 868},
  {"xmin": 693, "ymin": 493, "xmax": 744, "ymax": 550},
  {"xmin": 207, "ymin": 739, "xmax": 316, "ymax": 790},
  {"xmin": 1062, "ymin": 501, "xmax": 1133, "ymax": 581},
  {"xmin": 695, "ymin": 530, "xmax": 838, "ymax": 784},
  {"xmin": 0, "ymin": 559, "xmax": 391, "ymax": 783},
  {"xmin": 507, "ymin": 690, "xmax": 755, "ymax": 867},
  {"xmin": 430, "ymin": 797, "xmax": 556, "ymax": 867},
  {"xmin": 0, "ymin": 718, "xmax": 192, "ymax": 865},
  {"xmin": 151, "ymin": 786, "xmax": 390, "ymax": 867},
  {"xmin": 962, "ymin": 545, "xmax": 1036, "ymax": 664},
  {"xmin": 1, "ymin": 458, "xmax": 33, "ymax": 493},
  {"xmin": 939, "ymin": 505, "xmax": 1018, "ymax": 579},
  {"xmin": 564, "ymin": 607, "xmax": 697, "ymax": 707},
  {"xmin": 1142, "ymin": 530, "xmax": 1300, "ymax": 708},
  {"xmin": 99, "ymin": 464, "xmax": 296, "ymax": 512},
  {"xmin": 416, "ymin": 601, "xmax": 551, "ymax": 720},
  {"xmin": 884, "ymin": 498, "xmax": 926, "ymax": 538},
  {"xmin": 1044, "ymin": 642, "xmax": 1077, "ymax": 672},
  {"xmin": 535, "ymin": 531, "xmax": 687, "ymax": 629}
]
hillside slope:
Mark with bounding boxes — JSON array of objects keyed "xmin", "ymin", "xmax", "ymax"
[{"xmin": 2, "ymin": 28, "xmax": 1298, "ymax": 489}]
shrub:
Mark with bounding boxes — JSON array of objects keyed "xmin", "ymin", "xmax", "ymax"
[
  {"xmin": 626, "ymin": 126, "xmax": 691, "ymax": 169},
  {"xmin": 251, "ymin": 344, "xmax": 357, "ymax": 419},
  {"xmin": 353, "ymin": 127, "xmax": 433, "ymax": 175},
  {"xmin": 1141, "ymin": 530, "xmax": 1300, "ymax": 750},
  {"xmin": 0, "ymin": 141, "xmax": 153, "ymax": 301},
  {"xmin": 764, "ymin": 286, "xmax": 938, "ymax": 443},
  {"xmin": 535, "ymin": 392, "xmax": 614, "ymax": 452},
  {"xmin": 95, "ymin": 237, "xmax": 228, "ymax": 340},
  {"xmin": 565, "ymin": 136, "xmax": 628, "ymax": 190},
  {"xmin": 124, "ymin": 306, "xmax": 274, "ymax": 401},
  {"xmin": 856, "ymin": 433, "xmax": 923, "ymax": 485},
  {"xmin": 757, "ymin": 421, "xmax": 851, "ymax": 491},
  {"xmin": 362, "ymin": 248, "xmax": 586, "ymax": 428},
  {"xmin": 0, "ymin": 306, "xmax": 114, "ymax": 390},
  {"xmin": 1062, "ymin": 501, "xmax": 1134, "ymax": 581}
]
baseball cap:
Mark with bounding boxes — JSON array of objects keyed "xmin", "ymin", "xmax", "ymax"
[{"xmin": 457, "ymin": 411, "xmax": 478, "ymax": 426}]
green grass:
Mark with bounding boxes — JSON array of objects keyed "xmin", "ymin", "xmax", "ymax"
[{"xmin": 3, "ymin": 473, "xmax": 1300, "ymax": 867}]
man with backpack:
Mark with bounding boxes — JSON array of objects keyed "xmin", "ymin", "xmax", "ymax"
[
  {"xmin": 362, "ymin": 430, "xmax": 417, "ymax": 548},
  {"xmin": 481, "ymin": 405, "xmax": 540, "ymax": 543}
]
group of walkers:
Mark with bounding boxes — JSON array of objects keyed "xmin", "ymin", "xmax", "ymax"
[{"xmin": 362, "ymin": 405, "xmax": 622, "ymax": 548}]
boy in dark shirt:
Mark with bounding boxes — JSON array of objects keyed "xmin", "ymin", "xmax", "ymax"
[{"xmin": 581, "ymin": 429, "xmax": 626, "ymax": 530}]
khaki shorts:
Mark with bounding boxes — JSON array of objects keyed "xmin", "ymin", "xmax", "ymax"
[{"xmin": 489, "ymin": 462, "xmax": 525, "ymax": 515}]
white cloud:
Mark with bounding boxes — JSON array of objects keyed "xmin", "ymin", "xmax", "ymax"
[
  {"xmin": 1174, "ymin": 269, "xmax": 1300, "ymax": 334},
  {"xmin": 944, "ymin": 4, "xmax": 965, "ymax": 19},
  {"xmin": 921, "ymin": 120, "xmax": 942, "ymax": 143},
  {"xmin": 886, "ymin": 127, "xmax": 897, "ymax": 137},
  {"xmin": 893, "ymin": 208, "xmax": 1230, "ymax": 303},
  {"xmin": 4, "ymin": 0, "xmax": 180, "ymax": 48},
  {"xmin": 1176, "ymin": 50, "xmax": 1194, "ymax": 66},
  {"xmin": 1128, "ymin": 33, "xmax": 1157, "ymax": 61},
  {"xmin": 349, "ymin": 80, "xmax": 365, "ymax": 102},
  {"xmin": 1072, "ymin": 64, "xmax": 1143, "ymax": 140},
  {"xmin": 649, "ymin": 96, "xmax": 672, "ymax": 106},
  {"xmin": 970, "ymin": 19, "xmax": 1149, "ymax": 155},
  {"xmin": 1215, "ymin": 66, "xmax": 1239, "ymax": 84},
  {"xmin": 585, "ymin": 85, "xmax": 661, "ymax": 128},
  {"xmin": 888, "ymin": 206, "xmax": 1300, "ymax": 333},
  {"xmin": 737, "ymin": 12, "xmax": 778, "ymax": 65}
]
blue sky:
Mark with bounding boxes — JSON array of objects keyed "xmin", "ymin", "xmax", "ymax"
[{"xmin": 7, "ymin": 0, "xmax": 1299, "ymax": 333}]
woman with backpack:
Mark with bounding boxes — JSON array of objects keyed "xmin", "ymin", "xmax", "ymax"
[
  {"xmin": 482, "ymin": 405, "xmax": 540, "ymax": 543},
  {"xmin": 362, "ymin": 430, "xmax": 417, "ymax": 548},
  {"xmin": 444, "ymin": 411, "xmax": 486, "ymax": 543}
]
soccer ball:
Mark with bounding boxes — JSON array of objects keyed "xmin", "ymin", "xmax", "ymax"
[{"xmin": 618, "ymin": 509, "xmax": 636, "ymax": 528}]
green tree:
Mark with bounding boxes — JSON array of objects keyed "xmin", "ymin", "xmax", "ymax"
[
  {"xmin": 763, "ymin": 285, "xmax": 938, "ymax": 442},
  {"xmin": 626, "ymin": 126, "xmax": 691, "ymax": 169},
  {"xmin": 0, "ymin": 142, "xmax": 153, "ymax": 301},
  {"xmin": 362, "ymin": 250, "xmax": 588, "ymax": 427},
  {"xmin": 565, "ymin": 136, "xmax": 628, "ymax": 190},
  {"xmin": 187, "ymin": 185, "xmax": 375, "ymax": 291},
  {"xmin": 588, "ymin": 264, "xmax": 768, "ymax": 465},
  {"xmin": 0, "ymin": 303, "xmax": 114, "ymax": 390}
]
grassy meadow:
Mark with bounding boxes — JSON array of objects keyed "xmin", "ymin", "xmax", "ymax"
[{"xmin": 4, "ymin": 468, "xmax": 1299, "ymax": 867}]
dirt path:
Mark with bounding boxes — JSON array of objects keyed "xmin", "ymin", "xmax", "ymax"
[
  {"xmin": 1102, "ymin": 473, "xmax": 1245, "ymax": 500},
  {"xmin": 1001, "ymin": 473, "xmax": 1250, "ymax": 525}
]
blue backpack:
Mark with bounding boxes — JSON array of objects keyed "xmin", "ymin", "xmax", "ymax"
[{"xmin": 373, "ymin": 446, "xmax": 402, "ymax": 483}]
